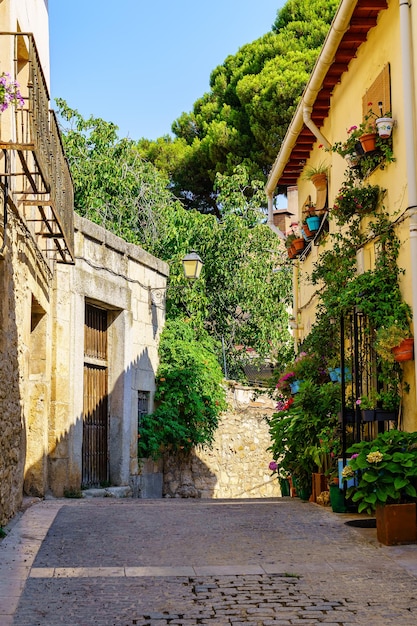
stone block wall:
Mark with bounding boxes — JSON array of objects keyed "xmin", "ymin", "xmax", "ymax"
[{"xmin": 163, "ymin": 384, "xmax": 281, "ymax": 499}]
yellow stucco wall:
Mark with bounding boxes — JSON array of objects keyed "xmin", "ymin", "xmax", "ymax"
[{"xmin": 292, "ymin": 0, "xmax": 417, "ymax": 429}]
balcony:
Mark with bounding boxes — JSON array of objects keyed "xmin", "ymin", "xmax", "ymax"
[{"xmin": 0, "ymin": 32, "xmax": 74, "ymax": 263}]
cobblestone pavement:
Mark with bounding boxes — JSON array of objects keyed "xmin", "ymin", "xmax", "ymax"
[{"xmin": 1, "ymin": 498, "xmax": 417, "ymax": 625}]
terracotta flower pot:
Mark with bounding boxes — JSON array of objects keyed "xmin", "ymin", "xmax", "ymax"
[
  {"xmin": 359, "ymin": 132, "xmax": 377, "ymax": 153},
  {"xmin": 392, "ymin": 337, "xmax": 414, "ymax": 362},
  {"xmin": 292, "ymin": 237, "xmax": 305, "ymax": 253}
]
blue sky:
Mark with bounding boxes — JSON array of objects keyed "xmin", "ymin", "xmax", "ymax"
[{"xmin": 48, "ymin": 1, "xmax": 286, "ymax": 141}]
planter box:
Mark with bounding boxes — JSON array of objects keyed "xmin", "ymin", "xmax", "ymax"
[
  {"xmin": 374, "ymin": 409, "xmax": 398, "ymax": 422},
  {"xmin": 361, "ymin": 409, "xmax": 375, "ymax": 422},
  {"xmin": 376, "ymin": 503, "xmax": 417, "ymax": 546}
]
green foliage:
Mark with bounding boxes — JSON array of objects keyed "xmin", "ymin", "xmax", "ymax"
[
  {"xmin": 138, "ymin": 319, "xmax": 227, "ymax": 459},
  {"xmin": 267, "ymin": 380, "xmax": 342, "ymax": 491},
  {"xmin": 57, "ymin": 100, "xmax": 293, "ymax": 379},
  {"xmin": 55, "ymin": 99, "xmax": 177, "ymax": 251},
  {"xmin": 344, "ymin": 430, "xmax": 417, "ymax": 514},
  {"xmin": 331, "ymin": 180, "xmax": 383, "ymax": 225},
  {"xmin": 138, "ymin": 0, "xmax": 338, "ymax": 213}
]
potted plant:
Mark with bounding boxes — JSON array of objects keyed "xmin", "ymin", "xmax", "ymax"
[
  {"xmin": 342, "ymin": 430, "xmax": 417, "ymax": 545},
  {"xmin": 355, "ymin": 393, "xmax": 377, "ymax": 422},
  {"xmin": 374, "ymin": 324, "xmax": 413, "ymax": 363},
  {"xmin": 303, "ymin": 162, "xmax": 329, "ymax": 188},
  {"xmin": 375, "ymin": 102, "xmax": 395, "ymax": 138},
  {"xmin": 331, "ymin": 179, "xmax": 382, "ymax": 223}
]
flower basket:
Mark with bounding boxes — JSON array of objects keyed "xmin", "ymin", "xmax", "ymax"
[
  {"xmin": 376, "ymin": 117, "xmax": 394, "ymax": 138},
  {"xmin": 392, "ymin": 337, "xmax": 414, "ymax": 362}
]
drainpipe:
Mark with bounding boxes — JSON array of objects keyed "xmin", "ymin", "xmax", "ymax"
[
  {"xmin": 266, "ymin": 0, "xmax": 358, "ymax": 229},
  {"xmin": 399, "ymin": 0, "xmax": 417, "ymax": 405}
]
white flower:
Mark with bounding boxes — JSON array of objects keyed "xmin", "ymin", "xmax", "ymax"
[{"xmin": 366, "ymin": 451, "xmax": 383, "ymax": 464}]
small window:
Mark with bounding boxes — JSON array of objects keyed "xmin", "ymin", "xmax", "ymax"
[
  {"xmin": 362, "ymin": 64, "xmax": 391, "ymax": 119},
  {"xmin": 137, "ymin": 391, "xmax": 150, "ymax": 430}
]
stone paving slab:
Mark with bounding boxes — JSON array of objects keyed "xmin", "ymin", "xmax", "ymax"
[{"xmin": 1, "ymin": 498, "xmax": 417, "ymax": 625}]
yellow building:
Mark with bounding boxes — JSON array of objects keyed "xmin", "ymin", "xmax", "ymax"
[{"xmin": 266, "ymin": 0, "xmax": 417, "ymax": 432}]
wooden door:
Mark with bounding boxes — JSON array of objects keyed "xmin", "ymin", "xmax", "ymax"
[{"xmin": 82, "ymin": 304, "xmax": 109, "ymax": 487}]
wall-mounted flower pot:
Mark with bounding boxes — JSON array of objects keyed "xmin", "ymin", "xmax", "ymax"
[
  {"xmin": 359, "ymin": 132, "xmax": 377, "ymax": 153},
  {"xmin": 302, "ymin": 225, "xmax": 313, "ymax": 241},
  {"xmin": 292, "ymin": 237, "xmax": 305, "ymax": 253},
  {"xmin": 374, "ymin": 409, "xmax": 399, "ymax": 422},
  {"xmin": 392, "ymin": 337, "xmax": 414, "ymax": 362},
  {"xmin": 376, "ymin": 503, "xmax": 417, "ymax": 546},
  {"xmin": 376, "ymin": 117, "xmax": 394, "ymax": 138},
  {"xmin": 361, "ymin": 409, "xmax": 375, "ymax": 422},
  {"xmin": 306, "ymin": 215, "xmax": 321, "ymax": 232}
]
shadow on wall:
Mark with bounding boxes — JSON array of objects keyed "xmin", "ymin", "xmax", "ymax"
[
  {"xmin": 0, "ymin": 241, "xmax": 26, "ymax": 526},
  {"xmin": 21, "ymin": 346, "xmax": 218, "ymax": 503}
]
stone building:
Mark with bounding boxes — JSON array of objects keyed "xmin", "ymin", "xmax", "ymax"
[{"xmin": 0, "ymin": 0, "xmax": 168, "ymax": 525}]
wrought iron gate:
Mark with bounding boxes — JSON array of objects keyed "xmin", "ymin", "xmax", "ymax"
[{"xmin": 82, "ymin": 304, "xmax": 109, "ymax": 487}]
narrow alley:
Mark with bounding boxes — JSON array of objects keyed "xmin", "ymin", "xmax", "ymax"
[{"xmin": 1, "ymin": 497, "xmax": 417, "ymax": 625}]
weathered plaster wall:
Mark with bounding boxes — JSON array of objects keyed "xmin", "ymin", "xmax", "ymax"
[
  {"xmin": 163, "ymin": 385, "xmax": 281, "ymax": 499},
  {"xmin": 49, "ymin": 215, "xmax": 168, "ymax": 496},
  {"xmin": 0, "ymin": 212, "xmax": 53, "ymax": 525}
]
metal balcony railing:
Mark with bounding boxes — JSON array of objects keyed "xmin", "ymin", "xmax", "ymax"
[{"xmin": 0, "ymin": 32, "xmax": 74, "ymax": 263}]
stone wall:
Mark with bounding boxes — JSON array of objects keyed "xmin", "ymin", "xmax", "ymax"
[
  {"xmin": 0, "ymin": 212, "xmax": 53, "ymax": 525},
  {"xmin": 163, "ymin": 384, "xmax": 281, "ymax": 499}
]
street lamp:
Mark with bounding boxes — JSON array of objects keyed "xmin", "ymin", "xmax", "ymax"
[
  {"xmin": 148, "ymin": 251, "xmax": 203, "ymax": 311},
  {"xmin": 182, "ymin": 250, "xmax": 203, "ymax": 280}
]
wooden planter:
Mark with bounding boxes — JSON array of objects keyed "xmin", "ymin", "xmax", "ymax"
[
  {"xmin": 392, "ymin": 337, "xmax": 414, "ymax": 362},
  {"xmin": 376, "ymin": 503, "xmax": 417, "ymax": 546},
  {"xmin": 311, "ymin": 472, "xmax": 327, "ymax": 503}
]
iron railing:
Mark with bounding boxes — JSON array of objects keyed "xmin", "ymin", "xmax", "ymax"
[{"xmin": 0, "ymin": 32, "xmax": 74, "ymax": 263}]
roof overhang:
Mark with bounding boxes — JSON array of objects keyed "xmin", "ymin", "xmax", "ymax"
[{"xmin": 265, "ymin": 0, "xmax": 388, "ymax": 197}]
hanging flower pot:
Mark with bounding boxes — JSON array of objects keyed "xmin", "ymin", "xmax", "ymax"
[
  {"xmin": 359, "ymin": 132, "xmax": 377, "ymax": 153},
  {"xmin": 376, "ymin": 117, "xmax": 394, "ymax": 138},
  {"xmin": 392, "ymin": 337, "xmax": 414, "ymax": 362}
]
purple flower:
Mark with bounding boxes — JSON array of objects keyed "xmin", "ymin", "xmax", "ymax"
[{"xmin": 269, "ymin": 461, "xmax": 278, "ymax": 471}]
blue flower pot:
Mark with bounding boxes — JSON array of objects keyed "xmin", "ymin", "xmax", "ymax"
[
  {"xmin": 289, "ymin": 380, "xmax": 302, "ymax": 394},
  {"xmin": 306, "ymin": 215, "xmax": 321, "ymax": 231}
]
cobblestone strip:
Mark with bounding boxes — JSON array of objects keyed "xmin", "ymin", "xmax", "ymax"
[{"xmin": 11, "ymin": 572, "xmax": 417, "ymax": 626}]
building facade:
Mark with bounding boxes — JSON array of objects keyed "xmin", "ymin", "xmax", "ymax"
[
  {"xmin": 266, "ymin": 0, "xmax": 417, "ymax": 433},
  {"xmin": 0, "ymin": 0, "xmax": 168, "ymax": 525}
]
